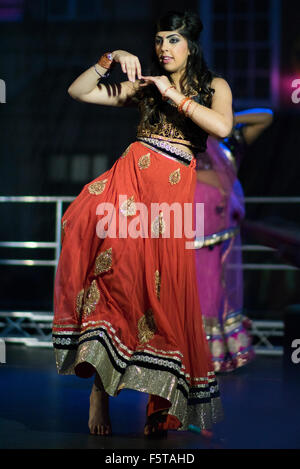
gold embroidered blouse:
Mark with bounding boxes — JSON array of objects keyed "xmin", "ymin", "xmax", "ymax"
[{"xmin": 136, "ymin": 93, "xmax": 210, "ymax": 152}]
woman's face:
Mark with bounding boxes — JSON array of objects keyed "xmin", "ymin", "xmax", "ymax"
[{"xmin": 155, "ymin": 30, "xmax": 190, "ymax": 74}]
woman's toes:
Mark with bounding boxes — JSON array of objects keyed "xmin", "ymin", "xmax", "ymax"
[
  {"xmin": 90, "ymin": 425, "xmax": 95, "ymax": 435},
  {"xmin": 89, "ymin": 422, "xmax": 111, "ymax": 436}
]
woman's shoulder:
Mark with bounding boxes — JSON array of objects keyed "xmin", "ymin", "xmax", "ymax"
[{"xmin": 210, "ymin": 76, "xmax": 232, "ymax": 93}]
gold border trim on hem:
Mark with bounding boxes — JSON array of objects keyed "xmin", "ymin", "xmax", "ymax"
[
  {"xmin": 53, "ymin": 321, "xmax": 217, "ymax": 387},
  {"xmin": 53, "ymin": 339, "xmax": 223, "ymax": 431}
]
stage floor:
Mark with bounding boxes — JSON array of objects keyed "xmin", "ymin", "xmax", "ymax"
[{"xmin": 0, "ymin": 344, "xmax": 299, "ymax": 449}]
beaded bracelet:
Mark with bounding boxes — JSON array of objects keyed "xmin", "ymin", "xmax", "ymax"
[{"xmin": 93, "ymin": 63, "xmax": 110, "ymax": 79}]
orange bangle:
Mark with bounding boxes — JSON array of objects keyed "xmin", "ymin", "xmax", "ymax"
[
  {"xmin": 189, "ymin": 101, "xmax": 197, "ymax": 119},
  {"xmin": 184, "ymin": 99, "xmax": 193, "ymax": 117},
  {"xmin": 178, "ymin": 97, "xmax": 191, "ymax": 114}
]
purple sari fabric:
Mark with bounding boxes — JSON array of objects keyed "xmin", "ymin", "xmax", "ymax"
[{"xmin": 194, "ymin": 137, "xmax": 255, "ymax": 372}]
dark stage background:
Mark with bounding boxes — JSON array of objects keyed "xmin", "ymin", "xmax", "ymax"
[{"xmin": 0, "ymin": 0, "xmax": 299, "ymax": 320}]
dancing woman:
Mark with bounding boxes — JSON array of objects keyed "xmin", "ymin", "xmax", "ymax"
[
  {"xmin": 194, "ymin": 108, "xmax": 273, "ymax": 372},
  {"xmin": 52, "ymin": 11, "xmax": 233, "ymax": 437}
]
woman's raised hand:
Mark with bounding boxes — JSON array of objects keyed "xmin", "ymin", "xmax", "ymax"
[
  {"xmin": 140, "ymin": 75, "xmax": 173, "ymax": 95},
  {"xmin": 112, "ymin": 50, "xmax": 142, "ymax": 83}
]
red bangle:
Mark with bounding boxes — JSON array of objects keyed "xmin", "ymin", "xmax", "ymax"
[
  {"xmin": 184, "ymin": 99, "xmax": 193, "ymax": 117},
  {"xmin": 178, "ymin": 97, "xmax": 191, "ymax": 114}
]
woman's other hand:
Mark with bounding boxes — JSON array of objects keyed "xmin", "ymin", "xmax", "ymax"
[
  {"xmin": 112, "ymin": 50, "xmax": 142, "ymax": 82},
  {"xmin": 140, "ymin": 75, "xmax": 172, "ymax": 95}
]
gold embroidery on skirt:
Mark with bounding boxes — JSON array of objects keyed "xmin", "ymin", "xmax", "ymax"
[
  {"xmin": 154, "ymin": 270, "xmax": 161, "ymax": 300},
  {"xmin": 138, "ymin": 152, "xmax": 151, "ymax": 169},
  {"xmin": 120, "ymin": 144, "xmax": 132, "ymax": 159},
  {"xmin": 88, "ymin": 179, "xmax": 108, "ymax": 195},
  {"xmin": 62, "ymin": 219, "xmax": 67, "ymax": 235},
  {"xmin": 82, "ymin": 280, "xmax": 100, "ymax": 317},
  {"xmin": 95, "ymin": 247, "xmax": 112, "ymax": 275},
  {"xmin": 138, "ymin": 308, "xmax": 157, "ymax": 344},
  {"xmin": 169, "ymin": 168, "xmax": 181, "ymax": 185},
  {"xmin": 151, "ymin": 212, "xmax": 166, "ymax": 236},
  {"xmin": 120, "ymin": 195, "xmax": 136, "ymax": 216},
  {"xmin": 76, "ymin": 289, "xmax": 85, "ymax": 320}
]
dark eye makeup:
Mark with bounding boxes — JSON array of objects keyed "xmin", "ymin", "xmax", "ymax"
[{"xmin": 155, "ymin": 37, "xmax": 180, "ymax": 45}]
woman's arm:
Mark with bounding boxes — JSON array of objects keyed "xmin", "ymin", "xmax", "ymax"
[
  {"xmin": 234, "ymin": 108, "xmax": 274, "ymax": 145},
  {"xmin": 67, "ymin": 50, "xmax": 142, "ymax": 107},
  {"xmin": 167, "ymin": 77, "xmax": 233, "ymax": 138},
  {"xmin": 142, "ymin": 76, "xmax": 233, "ymax": 139}
]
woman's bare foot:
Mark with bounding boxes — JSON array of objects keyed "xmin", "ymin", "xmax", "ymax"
[{"xmin": 88, "ymin": 382, "xmax": 112, "ymax": 436}]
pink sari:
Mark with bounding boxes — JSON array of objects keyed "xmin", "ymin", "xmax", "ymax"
[{"xmin": 194, "ymin": 137, "xmax": 255, "ymax": 372}]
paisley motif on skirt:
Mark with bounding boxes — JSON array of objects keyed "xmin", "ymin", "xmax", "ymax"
[
  {"xmin": 138, "ymin": 153, "xmax": 151, "ymax": 170},
  {"xmin": 75, "ymin": 288, "xmax": 84, "ymax": 321},
  {"xmin": 154, "ymin": 270, "xmax": 161, "ymax": 300},
  {"xmin": 169, "ymin": 168, "xmax": 181, "ymax": 185},
  {"xmin": 88, "ymin": 179, "xmax": 108, "ymax": 195},
  {"xmin": 82, "ymin": 280, "xmax": 100, "ymax": 318},
  {"xmin": 138, "ymin": 308, "xmax": 157, "ymax": 344},
  {"xmin": 62, "ymin": 219, "xmax": 67, "ymax": 235},
  {"xmin": 151, "ymin": 212, "xmax": 166, "ymax": 236},
  {"xmin": 95, "ymin": 247, "xmax": 113, "ymax": 275},
  {"xmin": 120, "ymin": 195, "xmax": 136, "ymax": 216}
]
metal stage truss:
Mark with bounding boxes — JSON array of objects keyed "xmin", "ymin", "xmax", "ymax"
[{"xmin": 1, "ymin": 196, "xmax": 300, "ymax": 354}]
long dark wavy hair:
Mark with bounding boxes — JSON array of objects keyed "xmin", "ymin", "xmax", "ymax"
[{"xmin": 134, "ymin": 10, "xmax": 219, "ymax": 126}]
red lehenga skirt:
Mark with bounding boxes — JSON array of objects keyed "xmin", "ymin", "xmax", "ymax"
[{"xmin": 52, "ymin": 141, "xmax": 223, "ymax": 431}]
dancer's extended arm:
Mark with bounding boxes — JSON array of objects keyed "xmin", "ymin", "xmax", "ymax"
[{"xmin": 67, "ymin": 50, "xmax": 142, "ymax": 106}]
